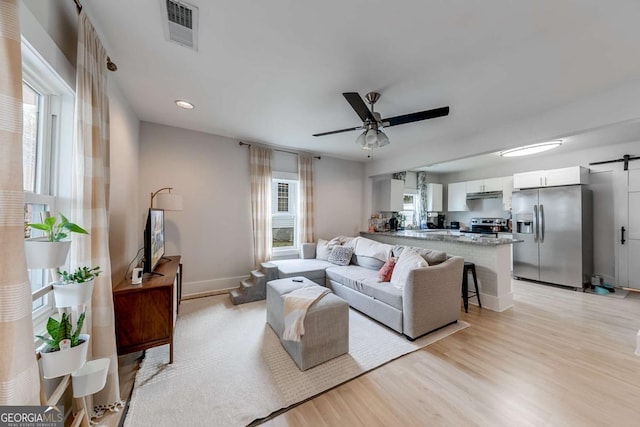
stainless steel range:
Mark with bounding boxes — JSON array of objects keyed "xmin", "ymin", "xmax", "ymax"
[{"xmin": 465, "ymin": 218, "xmax": 509, "ymax": 236}]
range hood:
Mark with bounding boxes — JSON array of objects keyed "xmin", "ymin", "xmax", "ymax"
[{"xmin": 466, "ymin": 191, "xmax": 503, "ymax": 200}]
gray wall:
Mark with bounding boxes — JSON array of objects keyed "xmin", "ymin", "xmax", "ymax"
[{"xmin": 139, "ymin": 122, "xmax": 365, "ymax": 296}]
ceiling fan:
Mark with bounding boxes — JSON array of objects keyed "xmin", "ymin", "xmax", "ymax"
[{"xmin": 313, "ymin": 92, "xmax": 449, "ymax": 149}]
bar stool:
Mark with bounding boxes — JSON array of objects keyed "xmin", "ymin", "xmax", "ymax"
[{"xmin": 462, "ymin": 262, "xmax": 481, "ymax": 313}]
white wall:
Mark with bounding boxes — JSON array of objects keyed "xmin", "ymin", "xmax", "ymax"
[
  {"xmin": 315, "ymin": 157, "xmax": 365, "ymax": 239},
  {"xmin": 108, "ymin": 82, "xmax": 141, "ymax": 281},
  {"xmin": 139, "ymin": 122, "xmax": 365, "ymax": 296}
]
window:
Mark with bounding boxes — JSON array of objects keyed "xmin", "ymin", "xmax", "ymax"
[
  {"xmin": 272, "ymin": 178, "xmax": 298, "ymax": 251},
  {"xmin": 400, "ymin": 192, "xmax": 418, "ymax": 227},
  {"xmin": 22, "ymin": 41, "xmax": 75, "ymax": 329}
]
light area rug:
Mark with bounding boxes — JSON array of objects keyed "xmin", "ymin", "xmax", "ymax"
[{"xmin": 124, "ymin": 294, "xmax": 468, "ymax": 427}]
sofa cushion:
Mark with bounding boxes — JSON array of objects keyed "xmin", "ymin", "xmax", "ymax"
[
  {"xmin": 353, "ymin": 237, "xmax": 393, "ymax": 262},
  {"xmin": 271, "ymin": 259, "xmax": 334, "ymax": 281},
  {"xmin": 326, "ymin": 265, "xmax": 402, "ymax": 310},
  {"xmin": 316, "ymin": 239, "xmax": 333, "ymax": 260},
  {"xmin": 354, "ymin": 255, "xmax": 385, "ymax": 270},
  {"xmin": 391, "ymin": 248, "xmax": 428, "ymax": 290},
  {"xmin": 392, "ymin": 245, "xmax": 447, "ymax": 266},
  {"xmin": 328, "ymin": 246, "xmax": 354, "ymax": 266}
]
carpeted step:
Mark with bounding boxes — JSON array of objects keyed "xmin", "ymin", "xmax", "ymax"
[
  {"xmin": 240, "ymin": 279, "xmax": 254, "ymax": 290},
  {"xmin": 231, "ymin": 277, "xmax": 267, "ymax": 305},
  {"xmin": 250, "ymin": 270, "xmax": 265, "ymax": 281},
  {"xmin": 260, "ymin": 262, "xmax": 279, "ymax": 281},
  {"xmin": 229, "ymin": 288, "xmax": 247, "ymax": 305}
]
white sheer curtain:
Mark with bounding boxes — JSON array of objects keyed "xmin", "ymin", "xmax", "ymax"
[
  {"xmin": 297, "ymin": 154, "xmax": 315, "ymax": 244},
  {"xmin": 250, "ymin": 146, "xmax": 273, "ymax": 267},
  {"xmin": 0, "ymin": 0, "xmax": 41, "ymax": 405},
  {"xmin": 71, "ymin": 11, "xmax": 122, "ymax": 417}
]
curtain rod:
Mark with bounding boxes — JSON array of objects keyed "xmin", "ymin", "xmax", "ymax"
[
  {"xmin": 239, "ymin": 141, "xmax": 321, "ymax": 159},
  {"xmin": 73, "ymin": 0, "xmax": 118, "ymax": 72}
]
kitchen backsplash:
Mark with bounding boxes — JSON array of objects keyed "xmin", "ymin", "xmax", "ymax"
[{"xmin": 446, "ymin": 198, "xmax": 510, "ymax": 229}]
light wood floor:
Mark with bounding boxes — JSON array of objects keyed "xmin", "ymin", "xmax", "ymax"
[
  {"xmin": 112, "ymin": 280, "xmax": 640, "ymax": 426},
  {"xmin": 262, "ymin": 280, "xmax": 640, "ymax": 426}
]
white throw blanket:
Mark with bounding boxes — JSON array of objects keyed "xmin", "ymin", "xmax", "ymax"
[{"xmin": 282, "ymin": 285, "xmax": 330, "ymax": 342}]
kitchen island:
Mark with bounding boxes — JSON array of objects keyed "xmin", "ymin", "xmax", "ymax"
[{"xmin": 361, "ymin": 230, "xmax": 521, "ymax": 312}]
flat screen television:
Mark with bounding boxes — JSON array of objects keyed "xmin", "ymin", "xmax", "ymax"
[{"xmin": 144, "ymin": 208, "xmax": 165, "ymax": 274}]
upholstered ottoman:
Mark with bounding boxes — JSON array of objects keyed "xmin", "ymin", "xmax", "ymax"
[{"xmin": 266, "ymin": 277, "xmax": 349, "ymax": 371}]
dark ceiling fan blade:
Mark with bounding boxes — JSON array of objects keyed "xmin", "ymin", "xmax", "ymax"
[
  {"xmin": 383, "ymin": 106, "xmax": 450, "ymax": 127},
  {"xmin": 343, "ymin": 92, "xmax": 376, "ymax": 123},
  {"xmin": 313, "ymin": 125, "xmax": 363, "ymax": 137}
]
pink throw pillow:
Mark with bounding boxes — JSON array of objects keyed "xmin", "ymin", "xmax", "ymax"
[{"xmin": 378, "ymin": 257, "xmax": 397, "ymax": 282}]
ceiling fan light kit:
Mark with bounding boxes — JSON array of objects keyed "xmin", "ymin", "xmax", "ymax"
[{"xmin": 313, "ymin": 91, "xmax": 449, "ymax": 156}]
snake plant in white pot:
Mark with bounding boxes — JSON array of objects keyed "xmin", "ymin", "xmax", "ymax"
[
  {"xmin": 52, "ymin": 266, "xmax": 101, "ymax": 308},
  {"xmin": 36, "ymin": 311, "xmax": 90, "ymax": 379},
  {"xmin": 24, "ymin": 213, "xmax": 88, "ymax": 269}
]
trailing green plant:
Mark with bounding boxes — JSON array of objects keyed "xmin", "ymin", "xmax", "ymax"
[
  {"xmin": 36, "ymin": 311, "xmax": 86, "ymax": 352},
  {"xmin": 57, "ymin": 266, "xmax": 102, "ymax": 284},
  {"xmin": 27, "ymin": 213, "xmax": 88, "ymax": 242}
]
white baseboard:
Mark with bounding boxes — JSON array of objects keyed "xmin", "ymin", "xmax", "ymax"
[
  {"xmin": 182, "ymin": 275, "xmax": 247, "ymax": 298},
  {"xmin": 476, "ymin": 292, "xmax": 514, "ymax": 312}
]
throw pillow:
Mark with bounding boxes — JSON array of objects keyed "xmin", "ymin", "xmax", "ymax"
[
  {"xmin": 392, "ymin": 245, "xmax": 447, "ymax": 266},
  {"xmin": 355, "ymin": 255, "xmax": 386, "ymax": 270},
  {"xmin": 413, "ymin": 247, "xmax": 447, "ymax": 265},
  {"xmin": 377, "ymin": 257, "xmax": 397, "ymax": 282},
  {"xmin": 316, "ymin": 239, "xmax": 333, "ymax": 260},
  {"xmin": 328, "ymin": 245, "xmax": 354, "ymax": 266},
  {"xmin": 390, "ymin": 248, "xmax": 428, "ymax": 290}
]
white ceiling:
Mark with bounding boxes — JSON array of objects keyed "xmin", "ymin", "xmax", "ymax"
[{"xmin": 85, "ymin": 0, "xmax": 640, "ymax": 166}]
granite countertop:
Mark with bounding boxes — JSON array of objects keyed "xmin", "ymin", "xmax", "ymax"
[{"xmin": 360, "ymin": 230, "xmax": 522, "ymax": 246}]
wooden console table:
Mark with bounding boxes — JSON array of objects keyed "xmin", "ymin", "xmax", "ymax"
[{"xmin": 113, "ymin": 255, "xmax": 182, "ymax": 363}]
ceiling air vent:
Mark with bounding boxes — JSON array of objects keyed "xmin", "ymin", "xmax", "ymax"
[{"xmin": 161, "ymin": 0, "xmax": 199, "ymax": 51}]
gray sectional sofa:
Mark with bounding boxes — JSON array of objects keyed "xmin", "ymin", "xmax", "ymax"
[{"xmin": 269, "ymin": 236, "xmax": 464, "ymax": 340}]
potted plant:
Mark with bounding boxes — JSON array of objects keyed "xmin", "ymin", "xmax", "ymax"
[
  {"xmin": 25, "ymin": 213, "xmax": 88, "ymax": 269},
  {"xmin": 53, "ymin": 266, "xmax": 102, "ymax": 307},
  {"xmin": 36, "ymin": 311, "xmax": 90, "ymax": 379}
]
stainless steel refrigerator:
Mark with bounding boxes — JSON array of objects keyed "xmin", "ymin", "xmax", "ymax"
[{"xmin": 512, "ymin": 185, "xmax": 592, "ymax": 288}]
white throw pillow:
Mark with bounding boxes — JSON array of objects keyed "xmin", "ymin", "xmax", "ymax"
[
  {"xmin": 353, "ymin": 237, "xmax": 393, "ymax": 262},
  {"xmin": 390, "ymin": 248, "xmax": 428, "ymax": 290},
  {"xmin": 316, "ymin": 239, "xmax": 333, "ymax": 260}
]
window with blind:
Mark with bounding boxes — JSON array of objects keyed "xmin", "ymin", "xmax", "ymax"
[{"xmin": 272, "ymin": 179, "xmax": 298, "ymax": 250}]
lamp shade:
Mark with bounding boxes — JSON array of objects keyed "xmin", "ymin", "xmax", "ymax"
[{"xmin": 155, "ymin": 193, "xmax": 183, "ymax": 211}]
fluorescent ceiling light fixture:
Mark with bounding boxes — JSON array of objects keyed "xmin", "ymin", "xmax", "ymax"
[
  {"xmin": 175, "ymin": 100, "xmax": 194, "ymax": 109},
  {"xmin": 500, "ymin": 140, "xmax": 562, "ymax": 157}
]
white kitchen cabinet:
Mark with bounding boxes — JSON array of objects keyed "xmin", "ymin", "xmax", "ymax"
[
  {"xmin": 483, "ymin": 177, "xmax": 503, "ymax": 192},
  {"xmin": 513, "ymin": 166, "xmax": 589, "ymax": 189},
  {"xmin": 447, "ymin": 182, "xmax": 469, "ymax": 211},
  {"xmin": 466, "ymin": 177, "xmax": 503, "ymax": 193},
  {"xmin": 374, "ymin": 179, "xmax": 404, "ymax": 212},
  {"xmin": 465, "ymin": 179, "xmax": 483, "ymax": 194},
  {"xmin": 426, "ymin": 183, "xmax": 443, "ymax": 212},
  {"xmin": 544, "ymin": 166, "xmax": 589, "ymax": 187},
  {"xmin": 502, "ymin": 176, "xmax": 514, "ymax": 210}
]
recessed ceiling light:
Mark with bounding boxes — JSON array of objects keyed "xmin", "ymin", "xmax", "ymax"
[
  {"xmin": 175, "ymin": 100, "xmax": 194, "ymax": 109},
  {"xmin": 500, "ymin": 140, "xmax": 562, "ymax": 157}
]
